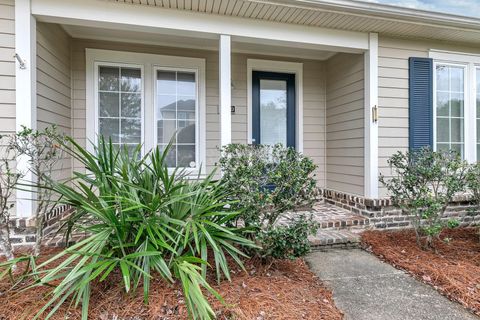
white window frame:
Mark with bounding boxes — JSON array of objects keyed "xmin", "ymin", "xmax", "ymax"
[
  {"xmin": 94, "ymin": 62, "xmax": 145, "ymax": 154},
  {"xmin": 153, "ymin": 66, "xmax": 200, "ymax": 170},
  {"xmin": 86, "ymin": 49, "xmax": 206, "ymax": 173},
  {"xmin": 430, "ymin": 50, "xmax": 480, "ymax": 163}
]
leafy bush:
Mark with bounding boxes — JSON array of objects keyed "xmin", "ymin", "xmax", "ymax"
[
  {"xmin": 465, "ymin": 162, "xmax": 480, "ymax": 238},
  {"xmin": 219, "ymin": 143, "xmax": 319, "ymax": 259},
  {"xmin": 1, "ymin": 138, "xmax": 254, "ymax": 320},
  {"xmin": 380, "ymin": 148, "xmax": 467, "ymax": 249},
  {"xmin": 8, "ymin": 125, "xmax": 66, "ymax": 256},
  {"xmin": 257, "ymin": 214, "xmax": 318, "ymax": 259}
]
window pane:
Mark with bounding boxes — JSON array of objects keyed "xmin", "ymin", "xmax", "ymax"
[
  {"xmin": 159, "ymin": 144, "xmax": 176, "ymax": 167},
  {"xmin": 260, "ymin": 79, "xmax": 287, "ymax": 146},
  {"xmin": 99, "ymin": 118, "xmax": 119, "ymax": 143},
  {"xmin": 450, "ymin": 93, "xmax": 464, "ymax": 117},
  {"xmin": 178, "ymin": 98, "xmax": 196, "ymax": 113},
  {"xmin": 436, "ymin": 92, "xmax": 449, "ymax": 117},
  {"xmin": 157, "ymin": 119, "xmax": 176, "ymax": 144},
  {"xmin": 157, "ymin": 71, "xmax": 176, "ymax": 95},
  {"xmin": 121, "ymin": 68, "xmax": 141, "ymax": 92},
  {"xmin": 451, "ymin": 144, "xmax": 464, "ymax": 157},
  {"xmin": 450, "ymin": 67, "xmax": 464, "ymax": 92},
  {"xmin": 177, "ymin": 72, "xmax": 196, "ymax": 96},
  {"xmin": 121, "ymin": 93, "xmax": 141, "ymax": 118},
  {"xmin": 121, "ymin": 119, "xmax": 141, "ymax": 144},
  {"xmin": 436, "ymin": 65, "xmax": 448, "ymax": 91},
  {"xmin": 436, "ymin": 118, "xmax": 449, "ymax": 142},
  {"xmin": 99, "ymin": 92, "xmax": 119, "ymax": 117},
  {"xmin": 451, "ymin": 118, "xmax": 463, "ymax": 143},
  {"xmin": 177, "ymin": 121, "xmax": 195, "ymax": 144},
  {"xmin": 99, "ymin": 67, "xmax": 119, "ymax": 91},
  {"xmin": 157, "ymin": 95, "xmax": 177, "ymax": 119},
  {"xmin": 437, "ymin": 143, "xmax": 449, "ymax": 152},
  {"xmin": 177, "ymin": 145, "xmax": 195, "ymax": 168}
]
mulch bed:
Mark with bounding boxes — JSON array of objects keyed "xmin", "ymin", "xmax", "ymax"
[
  {"xmin": 362, "ymin": 227, "xmax": 480, "ymax": 316},
  {"xmin": 0, "ymin": 250, "xmax": 343, "ymax": 320}
]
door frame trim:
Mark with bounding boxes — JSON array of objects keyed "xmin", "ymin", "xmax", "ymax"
[
  {"xmin": 247, "ymin": 59, "xmax": 303, "ymax": 151},
  {"xmin": 252, "ymin": 71, "xmax": 296, "ymax": 147}
]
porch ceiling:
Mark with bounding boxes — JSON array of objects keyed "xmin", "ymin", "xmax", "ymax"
[
  {"xmin": 114, "ymin": 0, "xmax": 480, "ymax": 45},
  {"xmin": 63, "ymin": 24, "xmax": 338, "ymax": 60}
]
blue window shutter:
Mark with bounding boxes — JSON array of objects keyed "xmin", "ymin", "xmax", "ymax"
[{"xmin": 409, "ymin": 57, "xmax": 433, "ymax": 150}]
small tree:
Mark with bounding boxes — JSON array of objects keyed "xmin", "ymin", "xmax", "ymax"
[
  {"xmin": 219, "ymin": 143, "xmax": 319, "ymax": 259},
  {"xmin": 380, "ymin": 148, "xmax": 467, "ymax": 249},
  {"xmin": 9, "ymin": 126, "xmax": 65, "ymax": 256},
  {"xmin": 0, "ymin": 137, "xmax": 22, "ymax": 263}
]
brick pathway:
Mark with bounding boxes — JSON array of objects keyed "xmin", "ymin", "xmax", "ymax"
[{"xmin": 280, "ymin": 200, "xmax": 369, "ymax": 249}]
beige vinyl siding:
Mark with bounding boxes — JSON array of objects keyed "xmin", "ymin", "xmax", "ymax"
[
  {"xmin": 325, "ymin": 53, "xmax": 364, "ymax": 196},
  {"xmin": 36, "ymin": 22, "xmax": 72, "ymax": 183},
  {"xmin": 71, "ymin": 40, "xmax": 327, "ymax": 185},
  {"xmin": 0, "ymin": 0, "xmax": 15, "ymax": 136},
  {"xmin": 378, "ymin": 36, "xmax": 480, "ymax": 197}
]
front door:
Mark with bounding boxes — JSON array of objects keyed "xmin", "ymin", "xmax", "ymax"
[{"xmin": 252, "ymin": 71, "xmax": 295, "ymax": 148}]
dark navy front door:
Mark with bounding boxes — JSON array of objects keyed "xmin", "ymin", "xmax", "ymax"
[{"xmin": 252, "ymin": 71, "xmax": 295, "ymax": 148}]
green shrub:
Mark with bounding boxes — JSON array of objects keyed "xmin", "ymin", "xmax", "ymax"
[
  {"xmin": 257, "ymin": 214, "xmax": 318, "ymax": 259},
  {"xmin": 380, "ymin": 148, "xmax": 467, "ymax": 249},
  {"xmin": 465, "ymin": 162, "xmax": 480, "ymax": 238},
  {"xmin": 219, "ymin": 143, "xmax": 319, "ymax": 259},
  {"xmin": 1, "ymin": 138, "xmax": 255, "ymax": 320}
]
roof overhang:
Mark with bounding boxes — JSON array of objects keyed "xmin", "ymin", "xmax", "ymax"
[{"xmin": 113, "ymin": 0, "xmax": 480, "ymax": 45}]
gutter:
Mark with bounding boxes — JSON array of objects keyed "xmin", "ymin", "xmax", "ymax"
[{"xmin": 246, "ymin": 0, "xmax": 480, "ymax": 31}]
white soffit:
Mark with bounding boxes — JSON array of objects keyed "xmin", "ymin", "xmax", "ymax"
[
  {"xmin": 62, "ymin": 24, "xmax": 338, "ymax": 60},
  {"xmin": 113, "ymin": 0, "xmax": 480, "ymax": 45}
]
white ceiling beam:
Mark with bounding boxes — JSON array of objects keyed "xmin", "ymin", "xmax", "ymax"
[{"xmin": 31, "ymin": 0, "xmax": 369, "ymax": 52}]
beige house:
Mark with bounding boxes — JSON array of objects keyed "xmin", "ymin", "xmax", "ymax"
[{"xmin": 3, "ymin": 0, "xmax": 480, "ymax": 219}]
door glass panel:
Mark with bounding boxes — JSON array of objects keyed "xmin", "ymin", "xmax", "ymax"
[{"xmin": 260, "ymin": 79, "xmax": 287, "ymax": 146}]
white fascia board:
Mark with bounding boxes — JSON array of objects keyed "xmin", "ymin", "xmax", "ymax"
[
  {"xmin": 15, "ymin": 0, "xmax": 37, "ymax": 218},
  {"xmin": 31, "ymin": 0, "xmax": 368, "ymax": 51}
]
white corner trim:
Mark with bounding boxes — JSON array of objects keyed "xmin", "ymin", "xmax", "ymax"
[
  {"xmin": 246, "ymin": 59, "xmax": 304, "ymax": 152},
  {"xmin": 15, "ymin": 0, "xmax": 37, "ymax": 218},
  {"xmin": 364, "ymin": 33, "xmax": 379, "ymax": 199},
  {"xmin": 219, "ymin": 35, "xmax": 232, "ymax": 147},
  {"xmin": 85, "ymin": 48, "xmax": 206, "ymax": 172}
]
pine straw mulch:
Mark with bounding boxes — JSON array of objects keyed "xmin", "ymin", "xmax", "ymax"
[
  {"xmin": 0, "ymin": 249, "xmax": 343, "ymax": 320},
  {"xmin": 362, "ymin": 227, "xmax": 480, "ymax": 316}
]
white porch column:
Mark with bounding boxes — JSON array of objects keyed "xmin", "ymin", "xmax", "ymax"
[
  {"xmin": 15, "ymin": 0, "xmax": 37, "ymax": 218},
  {"xmin": 219, "ymin": 34, "xmax": 231, "ymax": 147},
  {"xmin": 364, "ymin": 33, "xmax": 379, "ymax": 199}
]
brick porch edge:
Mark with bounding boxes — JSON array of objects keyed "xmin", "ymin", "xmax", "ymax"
[{"xmin": 321, "ymin": 189, "xmax": 480, "ymax": 229}]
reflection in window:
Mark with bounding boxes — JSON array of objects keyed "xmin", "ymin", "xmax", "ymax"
[
  {"xmin": 435, "ymin": 64, "xmax": 465, "ymax": 158},
  {"xmin": 98, "ymin": 66, "xmax": 142, "ymax": 153},
  {"xmin": 156, "ymin": 70, "xmax": 196, "ymax": 168}
]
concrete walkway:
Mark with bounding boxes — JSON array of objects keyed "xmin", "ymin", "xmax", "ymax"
[{"xmin": 306, "ymin": 249, "xmax": 478, "ymax": 320}]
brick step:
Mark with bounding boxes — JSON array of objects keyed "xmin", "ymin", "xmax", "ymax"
[
  {"xmin": 317, "ymin": 215, "xmax": 369, "ymax": 230},
  {"xmin": 309, "ymin": 229, "xmax": 361, "ymax": 250}
]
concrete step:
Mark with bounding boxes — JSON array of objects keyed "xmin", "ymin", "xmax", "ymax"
[{"xmin": 309, "ymin": 229, "xmax": 361, "ymax": 250}]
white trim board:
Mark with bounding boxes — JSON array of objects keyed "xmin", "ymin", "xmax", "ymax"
[
  {"xmin": 31, "ymin": 0, "xmax": 368, "ymax": 52},
  {"xmin": 246, "ymin": 59, "xmax": 304, "ymax": 152},
  {"xmin": 15, "ymin": 0, "xmax": 37, "ymax": 218},
  {"xmin": 85, "ymin": 49, "xmax": 206, "ymax": 173}
]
